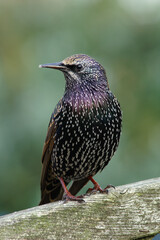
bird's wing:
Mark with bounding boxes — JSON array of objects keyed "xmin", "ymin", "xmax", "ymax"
[
  {"xmin": 40, "ymin": 100, "xmax": 64, "ymax": 204},
  {"xmin": 40, "ymin": 119, "xmax": 56, "ymax": 191}
]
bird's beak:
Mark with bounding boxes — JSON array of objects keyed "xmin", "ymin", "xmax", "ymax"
[{"xmin": 39, "ymin": 62, "xmax": 66, "ymax": 70}]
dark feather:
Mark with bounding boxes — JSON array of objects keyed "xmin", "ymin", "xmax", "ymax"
[{"xmin": 39, "ymin": 101, "xmax": 65, "ymax": 205}]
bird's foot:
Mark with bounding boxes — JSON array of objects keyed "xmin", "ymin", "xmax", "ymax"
[
  {"xmin": 63, "ymin": 193, "xmax": 84, "ymax": 203},
  {"xmin": 59, "ymin": 177, "xmax": 84, "ymax": 203},
  {"xmin": 86, "ymin": 176, "xmax": 115, "ymax": 194}
]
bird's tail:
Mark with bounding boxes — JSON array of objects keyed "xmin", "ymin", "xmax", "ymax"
[
  {"xmin": 39, "ymin": 178, "xmax": 64, "ymax": 205},
  {"xmin": 69, "ymin": 177, "xmax": 89, "ymax": 196}
]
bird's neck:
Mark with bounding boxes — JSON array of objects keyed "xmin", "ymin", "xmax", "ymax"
[{"xmin": 64, "ymin": 81, "xmax": 110, "ymax": 111}]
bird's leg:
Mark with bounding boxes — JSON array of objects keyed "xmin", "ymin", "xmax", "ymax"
[
  {"xmin": 87, "ymin": 176, "xmax": 104, "ymax": 193},
  {"xmin": 59, "ymin": 177, "xmax": 84, "ymax": 203},
  {"xmin": 86, "ymin": 176, "xmax": 115, "ymax": 194}
]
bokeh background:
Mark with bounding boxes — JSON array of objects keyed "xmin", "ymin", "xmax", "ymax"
[{"xmin": 0, "ymin": 0, "xmax": 160, "ymax": 215}]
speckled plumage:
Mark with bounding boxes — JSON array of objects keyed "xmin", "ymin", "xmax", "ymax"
[{"xmin": 39, "ymin": 54, "xmax": 122, "ymax": 204}]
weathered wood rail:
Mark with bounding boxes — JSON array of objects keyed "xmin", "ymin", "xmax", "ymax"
[{"xmin": 0, "ymin": 177, "xmax": 160, "ymax": 240}]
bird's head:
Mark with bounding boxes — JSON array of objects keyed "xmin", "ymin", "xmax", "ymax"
[{"xmin": 39, "ymin": 54, "xmax": 109, "ymax": 91}]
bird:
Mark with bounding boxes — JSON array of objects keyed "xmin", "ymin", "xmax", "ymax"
[{"xmin": 39, "ymin": 54, "xmax": 122, "ymax": 205}]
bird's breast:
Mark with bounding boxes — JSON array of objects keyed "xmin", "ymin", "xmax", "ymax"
[{"xmin": 52, "ymin": 93, "xmax": 122, "ymax": 181}]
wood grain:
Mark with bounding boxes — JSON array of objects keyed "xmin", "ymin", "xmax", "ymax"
[{"xmin": 0, "ymin": 177, "xmax": 160, "ymax": 240}]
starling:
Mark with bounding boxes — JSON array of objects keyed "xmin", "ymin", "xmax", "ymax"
[{"xmin": 39, "ymin": 54, "xmax": 122, "ymax": 204}]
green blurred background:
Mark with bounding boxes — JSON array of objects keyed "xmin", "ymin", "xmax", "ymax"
[{"xmin": 0, "ymin": 0, "xmax": 160, "ymax": 215}]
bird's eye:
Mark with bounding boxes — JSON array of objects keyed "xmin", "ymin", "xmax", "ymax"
[
  {"xmin": 66, "ymin": 64, "xmax": 83, "ymax": 72},
  {"xmin": 76, "ymin": 64, "xmax": 82, "ymax": 72}
]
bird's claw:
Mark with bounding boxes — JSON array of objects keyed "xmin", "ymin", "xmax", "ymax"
[{"xmin": 63, "ymin": 194, "xmax": 85, "ymax": 203}]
